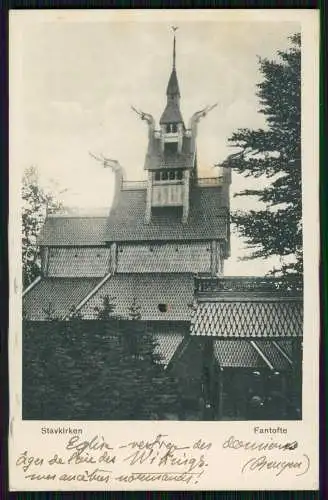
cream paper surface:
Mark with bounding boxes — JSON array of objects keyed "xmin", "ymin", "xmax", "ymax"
[{"xmin": 9, "ymin": 9, "xmax": 320, "ymax": 491}]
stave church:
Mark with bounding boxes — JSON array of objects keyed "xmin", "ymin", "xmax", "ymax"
[{"xmin": 23, "ymin": 32, "xmax": 303, "ymax": 420}]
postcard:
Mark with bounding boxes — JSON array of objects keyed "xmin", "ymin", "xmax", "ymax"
[{"xmin": 9, "ymin": 8, "xmax": 320, "ymax": 491}]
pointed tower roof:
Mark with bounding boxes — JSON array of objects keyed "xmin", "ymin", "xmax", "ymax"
[
  {"xmin": 160, "ymin": 29, "xmax": 184, "ymax": 125},
  {"xmin": 166, "ymin": 69, "xmax": 180, "ymax": 97},
  {"xmin": 160, "ymin": 98, "xmax": 184, "ymax": 124},
  {"xmin": 166, "ymin": 33, "xmax": 180, "ymax": 96}
]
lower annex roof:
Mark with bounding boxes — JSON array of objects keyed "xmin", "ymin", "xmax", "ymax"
[
  {"xmin": 23, "ymin": 278, "xmax": 100, "ymax": 321},
  {"xmin": 153, "ymin": 333, "xmax": 184, "ymax": 368},
  {"xmin": 191, "ymin": 300, "xmax": 303, "ymax": 338},
  {"xmin": 78, "ymin": 273, "xmax": 194, "ymax": 321},
  {"xmin": 23, "ymin": 274, "xmax": 195, "ymax": 322},
  {"xmin": 213, "ymin": 339, "xmax": 293, "ymax": 370}
]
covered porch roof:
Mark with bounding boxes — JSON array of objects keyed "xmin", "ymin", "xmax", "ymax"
[
  {"xmin": 213, "ymin": 339, "xmax": 294, "ymax": 371},
  {"xmin": 191, "ymin": 275, "xmax": 303, "ymax": 339}
]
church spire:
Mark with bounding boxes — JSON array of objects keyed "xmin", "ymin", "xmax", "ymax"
[
  {"xmin": 160, "ymin": 27, "xmax": 184, "ymax": 125},
  {"xmin": 173, "ymin": 27, "xmax": 176, "ymax": 70},
  {"xmin": 166, "ymin": 26, "xmax": 180, "ymax": 97}
]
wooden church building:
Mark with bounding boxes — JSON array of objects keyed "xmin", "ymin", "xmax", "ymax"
[{"xmin": 23, "ymin": 33, "xmax": 303, "ymax": 420}]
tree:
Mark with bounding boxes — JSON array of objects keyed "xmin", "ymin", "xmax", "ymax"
[
  {"xmin": 224, "ymin": 33, "xmax": 301, "ymax": 275},
  {"xmin": 94, "ymin": 297, "xmax": 182, "ymax": 420},
  {"xmin": 94, "ymin": 295, "xmax": 118, "ymax": 320},
  {"xmin": 118, "ymin": 298, "xmax": 181, "ymax": 419},
  {"xmin": 23, "ymin": 297, "xmax": 182, "ymax": 420},
  {"xmin": 22, "ymin": 166, "xmax": 62, "ymax": 288}
]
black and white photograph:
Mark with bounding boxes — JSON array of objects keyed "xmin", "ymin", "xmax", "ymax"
[{"xmin": 9, "ymin": 9, "xmax": 319, "ymax": 492}]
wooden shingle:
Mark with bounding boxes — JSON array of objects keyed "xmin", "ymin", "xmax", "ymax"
[
  {"xmin": 191, "ymin": 300, "xmax": 303, "ymax": 338},
  {"xmin": 79, "ymin": 273, "xmax": 194, "ymax": 321},
  {"xmin": 23, "ymin": 278, "xmax": 101, "ymax": 321}
]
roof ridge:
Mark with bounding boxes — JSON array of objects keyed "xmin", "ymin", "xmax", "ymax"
[
  {"xmin": 63, "ymin": 273, "xmax": 112, "ymax": 320},
  {"xmin": 114, "ymin": 272, "xmax": 195, "ymax": 277},
  {"xmin": 41, "ymin": 277, "xmax": 101, "ymax": 281},
  {"xmin": 22, "ymin": 276, "xmax": 42, "ymax": 297},
  {"xmin": 47, "ymin": 214, "xmax": 109, "ymax": 219}
]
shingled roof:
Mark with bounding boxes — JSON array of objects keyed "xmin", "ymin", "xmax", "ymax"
[
  {"xmin": 39, "ymin": 216, "xmax": 108, "ymax": 247},
  {"xmin": 23, "ymin": 278, "xmax": 101, "ymax": 321},
  {"xmin": 213, "ymin": 340, "xmax": 292, "ymax": 370},
  {"xmin": 214, "ymin": 340, "xmax": 267, "ymax": 369},
  {"xmin": 78, "ymin": 273, "xmax": 194, "ymax": 321},
  {"xmin": 105, "ymin": 186, "xmax": 228, "ymax": 242},
  {"xmin": 153, "ymin": 332, "xmax": 184, "ymax": 367},
  {"xmin": 47, "ymin": 247, "xmax": 111, "ymax": 277},
  {"xmin": 159, "ymin": 65, "xmax": 184, "ymax": 125},
  {"xmin": 39, "ymin": 185, "xmax": 228, "ymax": 246},
  {"xmin": 191, "ymin": 300, "xmax": 303, "ymax": 338},
  {"xmin": 166, "ymin": 68, "xmax": 180, "ymax": 96},
  {"xmin": 160, "ymin": 100, "xmax": 184, "ymax": 125}
]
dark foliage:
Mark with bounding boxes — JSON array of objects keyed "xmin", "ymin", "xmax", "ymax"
[
  {"xmin": 23, "ymin": 315, "xmax": 182, "ymax": 420},
  {"xmin": 224, "ymin": 33, "xmax": 302, "ymax": 275},
  {"xmin": 22, "ymin": 166, "xmax": 62, "ymax": 288}
]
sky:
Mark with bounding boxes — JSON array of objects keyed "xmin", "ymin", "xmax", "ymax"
[{"xmin": 11, "ymin": 11, "xmax": 300, "ymax": 275}]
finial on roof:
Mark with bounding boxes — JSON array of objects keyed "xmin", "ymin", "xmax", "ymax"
[{"xmin": 171, "ymin": 26, "xmax": 179, "ymax": 70}]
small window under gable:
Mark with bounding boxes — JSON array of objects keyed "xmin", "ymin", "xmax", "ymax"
[
  {"xmin": 154, "ymin": 170, "xmax": 184, "ymax": 182},
  {"xmin": 177, "ymin": 170, "xmax": 183, "ymax": 180},
  {"xmin": 166, "ymin": 123, "xmax": 178, "ymax": 133}
]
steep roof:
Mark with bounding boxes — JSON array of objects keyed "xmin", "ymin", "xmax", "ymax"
[
  {"xmin": 39, "ymin": 186, "xmax": 229, "ymax": 246},
  {"xmin": 191, "ymin": 299, "xmax": 303, "ymax": 338},
  {"xmin": 105, "ymin": 186, "xmax": 228, "ymax": 242},
  {"xmin": 38, "ymin": 216, "xmax": 108, "ymax": 246},
  {"xmin": 47, "ymin": 247, "xmax": 111, "ymax": 277},
  {"xmin": 160, "ymin": 100, "xmax": 184, "ymax": 125},
  {"xmin": 153, "ymin": 332, "xmax": 184, "ymax": 367},
  {"xmin": 214, "ymin": 340, "xmax": 267, "ymax": 369},
  {"xmin": 213, "ymin": 340, "xmax": 292, "ymax": 370},
  {"xmin": 276, "ymin": 339, "xmax": 294, "ymax": 358},
  {"xmin": 166, "ymin": 69, "xmax": 180, "ymax": 96},
  {"xmin": 78, "ymin": 273, "xmax": 194, "ymax": 321},
  {"xmin": 160, "ymin": 66, "xmax": 183, "ymax": 124},
  {"xmin": 23, "ymin": 278, "xmax": 100, "ymax": 321}
]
